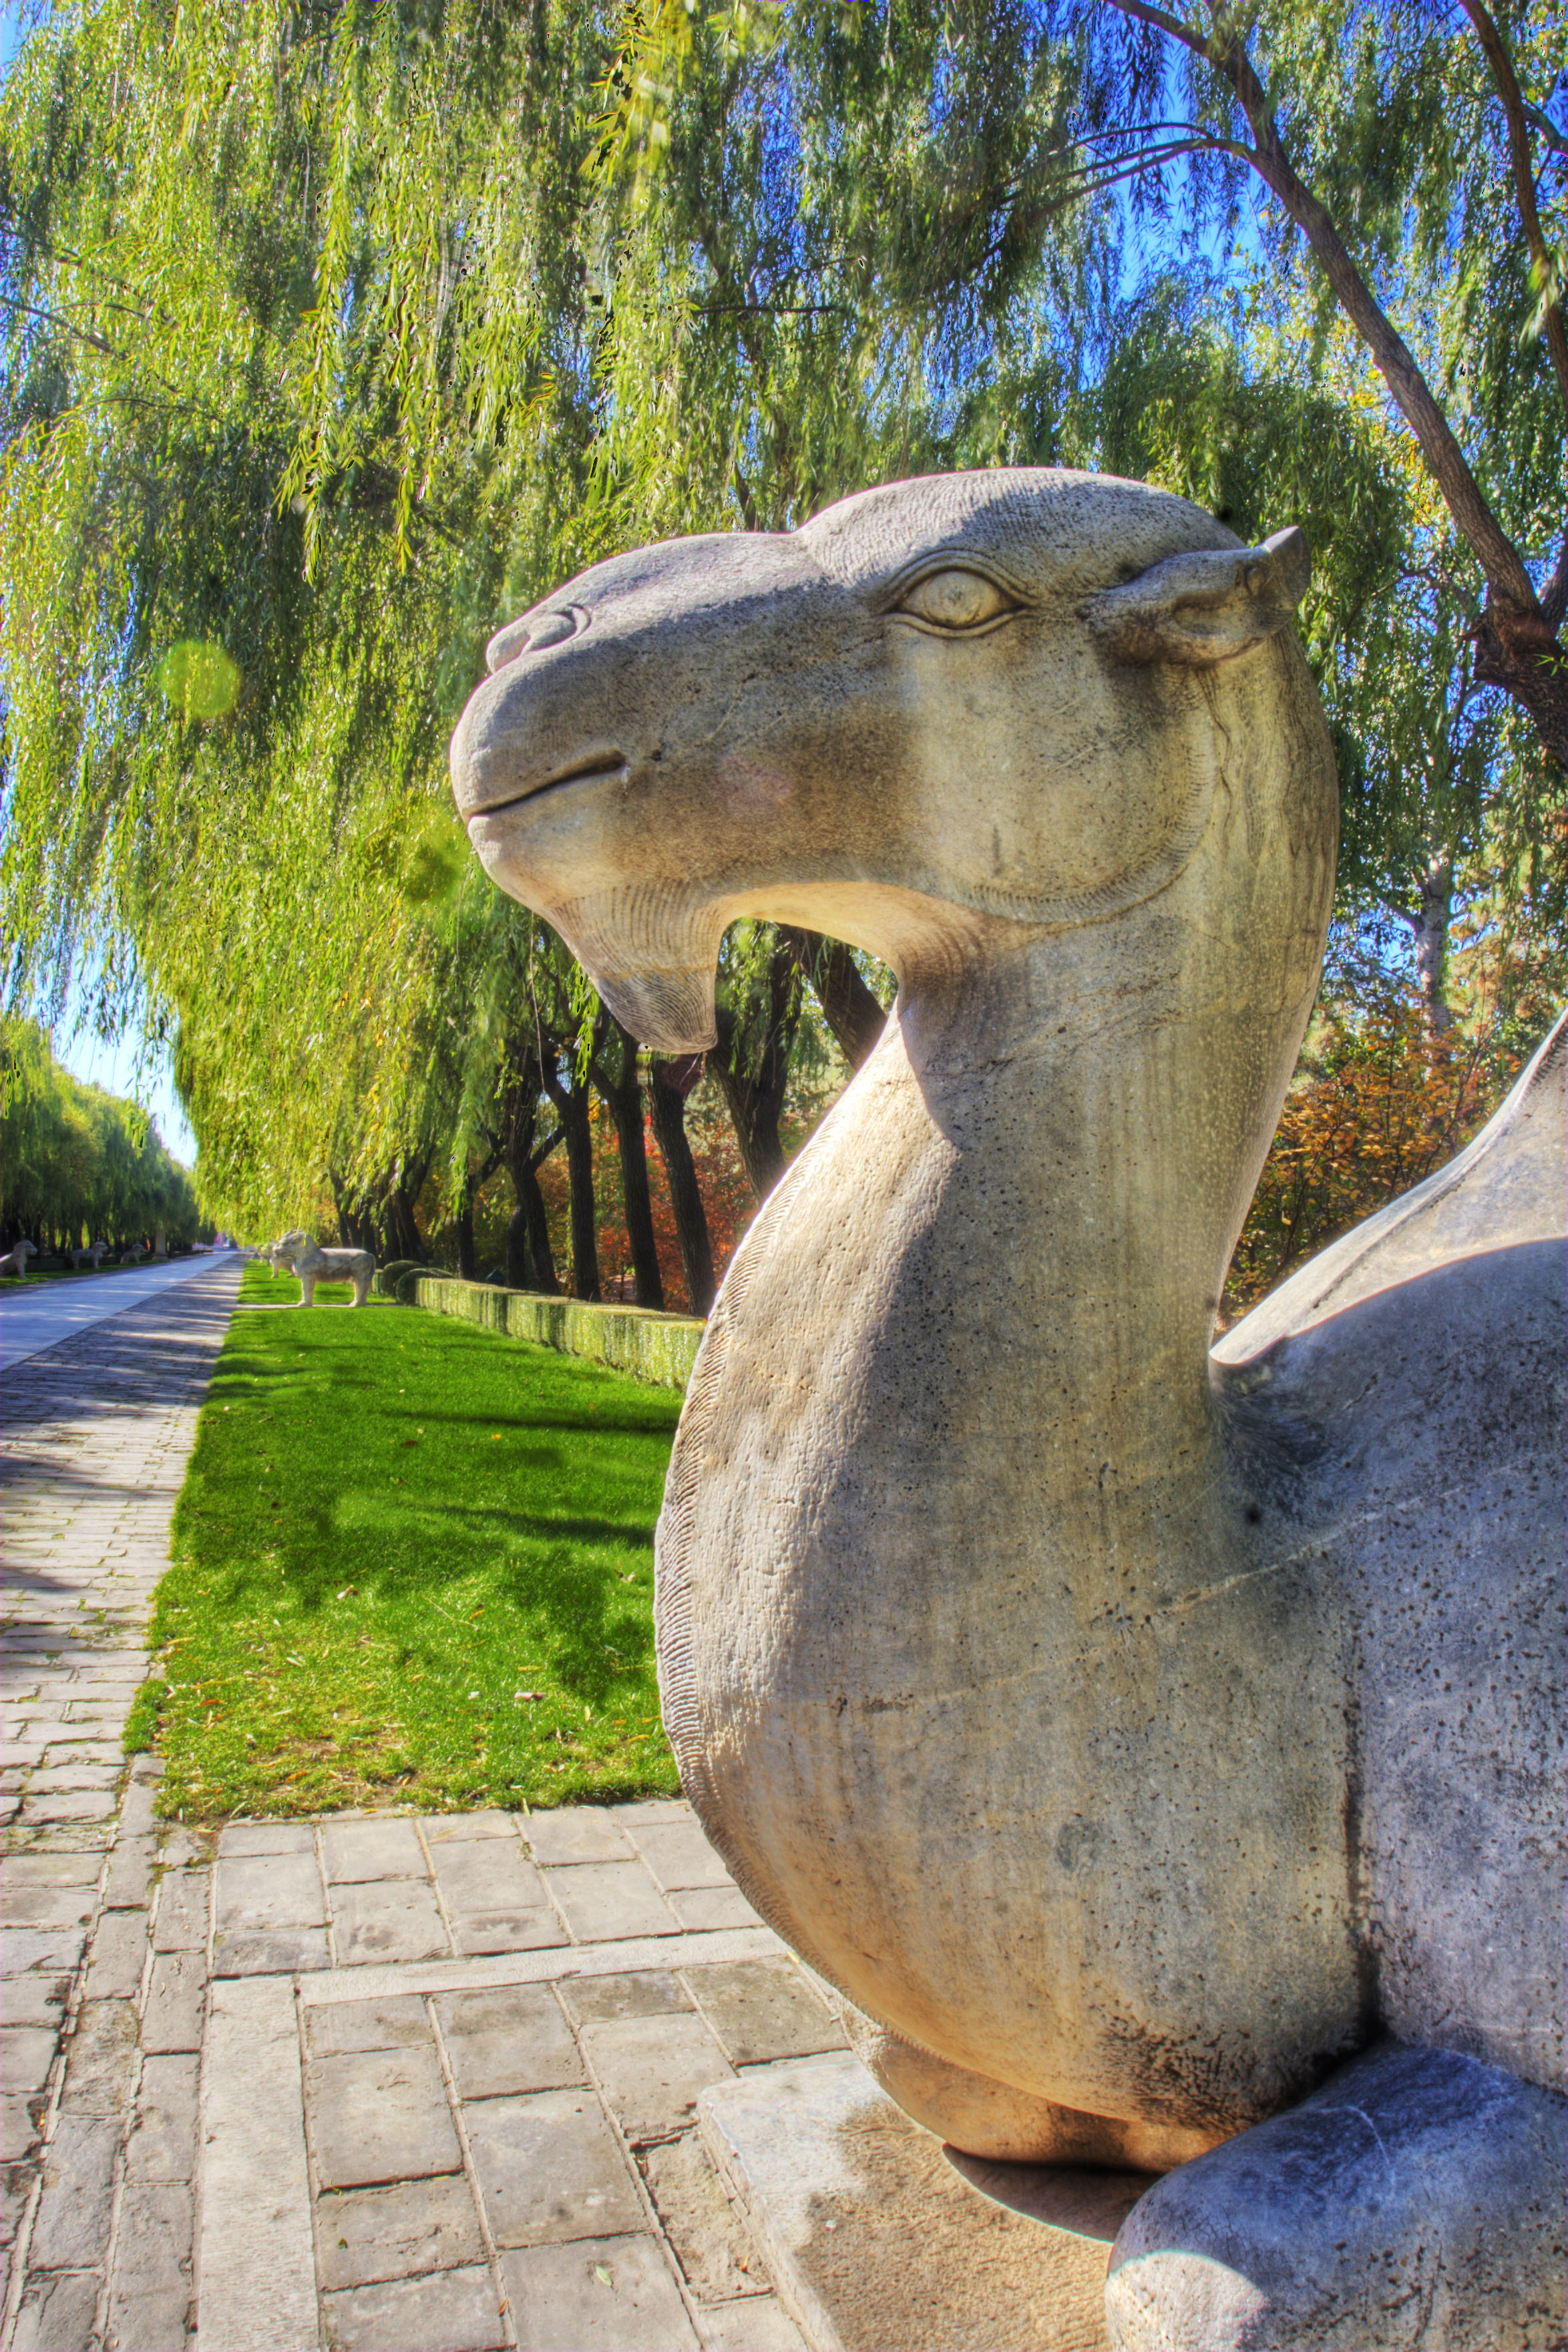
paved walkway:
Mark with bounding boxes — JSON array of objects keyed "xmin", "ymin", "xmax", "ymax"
[
  {"xmin": 1, "ymin": 1253, "xmax": 835, "ymax": 2352},
  {"xmin": 0, "ymin": 1254, "xmax": 241, "ymax": 1374}
]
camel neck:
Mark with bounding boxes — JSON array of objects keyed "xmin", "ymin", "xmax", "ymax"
[{"xmin": 885, "ymin": 932, "xmax": 1235, "ymax": 1458}]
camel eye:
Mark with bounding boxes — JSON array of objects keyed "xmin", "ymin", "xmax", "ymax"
[{"xmin": 895, "ymin": 569, "xmax": 1015, "ymax": 632}]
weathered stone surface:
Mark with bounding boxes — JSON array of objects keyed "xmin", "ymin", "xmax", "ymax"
[
  {"xmin": 218, "ymin": 1820, "xmax": 317, "ymax": 1857},
  {"xmin": 105, "ymin": 2182, "xmax": 193, "ymax": 2352},
  {"xmin": 428, "ymin": 1834, "xmax": 548, "ymax": 1915},
  {"xmin": 639, "ymin": 2131, "xmax": 771, "ymax": 2303},
  {"xmin": 124, "ymin": 2054, "xmax": 200, "ymax": 2182},
  {"xmin": 450, "ymin": 467, "xmax": 1565, "ymax": 2340},
  {"xmin": 629, "ymin": 1818, "xmax": 735, "ymax": 1893},
  {"xmin": 699, "ymin": 2299, "xmax": 810, "ymax": 2352},
  {"xmin": 101, "ymin": 1834, "xmax": 154, "ymax": 1910},
  {"xmin": 212, "ymin": 1925, "xmax": 329, "ymax": 1975},
  {"xmin": 3, "ymin": 1925, "xmax": 89, "ymax": 1978},
  {"xmin": 1105, "ymin": 2042, "xmax": 1568, "ymax": 2351},
  {"xmin": 305, "ymin": 1995, "xmax": 431, "ymax": 2057},
  {"xmin": 561, "ymin": 1969, "xmax": 694, "ymax": 2025},
  {"xmin": 305, "ymin": 2046, "xmax": 462, "ymax": 2190},
  {"xmin": 29, "ymin": 2112, "xmax": 118, "ymax": 2269},
  {"xmin": 668, "ymin": 1887, "xmax": 763, "ymax": 1934},
  {"xmin": 544, "ymin": 1860, "xmax": 677, "ymax": 1942},
  {"xmin": 1, "ymin": 1885, "xmax": 97, "ymax": 1929},
  {"xmin": 140, "ymin": 1951, "xmax": 206, "ymax": 2051},
  {"xmin": 0, "ymin": 1971, "xmax": 71, "ymax": 2027},
  {"xmin": 323, "ymin": 2263, "xmax": 505, "ymax": 2352},
  {"xmin": 501, "ymin": 2234, "xmax": 701, "ymax": 2352},
  {"xmin": 1, "ymin": 2024, "xmax": 61, "ymax": 2093},
  {"xmin": 463, "ymin": 2089, "xmax": 643, "ymax": 2246},
  {"xmin": 198, "ymin": 1975, "xmax": 319, "ymax": 2352},
  {"xmin": 214, "ymin": 1850, "xmax": 325, "ymax": 1933},
  {"xmin": 315, "ymin": 2174, "xmax": 487, "ymax": 2291},
  {"xmin": 6, "ymin": 2267, "xmax": 101, "ymax": 2352},
  {"xmin": 321, "ymin": 1817, "xmax": 427, "ymax": 1884},
  {"xmin": 2, "ymin": 1852, "xmax": 104, "ymax": 1888},
  {"xmin": 689, "ymin": 1960, "xmax": 846, "ymax": 2068},
  {"xmin": 449, "ymin": 1905, "xmax": 567, "ymax": 1956},
  {"xmin": 524, "ymin": 1806, "xmax": 634, "ymax": 1866},
  {"xmin": 580, "ymin": 2011, "xmax": 735, "ymax": 2142},
  {"xmin": 329, "ymin": 1877, "xmax": 449, "ymax": 1966},
  {"xmin": 433, "ymin": 1983, "xmax": 582, "ymax": 2098},
  {"xmin": 2, "ymin": 2090, "xmax": 43, "ymax": 2160},
  {"xmin": 59, "ymin": 1998, "xmax": 140, "ymax": 2117},
  {"xmin": 422, "ymin": 1808, "xmax": 518, "ymax": 1842},
  {"xmin": 150, "ymin": 1867, "xmax": 209, "ymax": 1952},
  {"xmin": 700, "ymin": 2055, "xmax": 1115, "ymax": 2352},
  {"xmin": 79, "ymin": 1907, "xmax": 146, "ymax": 2000}
]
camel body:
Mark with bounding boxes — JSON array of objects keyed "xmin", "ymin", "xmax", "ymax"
[
  {"xmin": 451, "ymin": 468, "xmax": 1565, "ymax": 2345},
  {"xmin": 660, "ymin": 993, "xmax": 1563, "ymax": 2140},
  {"xmin": 272, "ymin": 1230, "xmax": 374, "ymax": 1307}
]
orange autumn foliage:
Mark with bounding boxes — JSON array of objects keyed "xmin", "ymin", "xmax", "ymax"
[{"xmin": 1221, "ymin": 988, "xmax": 1522, "ymax": 1328}]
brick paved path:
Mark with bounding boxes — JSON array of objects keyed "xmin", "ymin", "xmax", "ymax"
[
  {"xmin": 1, "ymin": 1261, "xmax": 843, "ymax": 2352},
  {"xmin": 2, "ymin": 1259, "xmax": 242, "ymax": 2349}
]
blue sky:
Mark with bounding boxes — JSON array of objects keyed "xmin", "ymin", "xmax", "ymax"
[{"xmin": 53, "ymin": 1011, "xmax": 200, "ymax": 1167}]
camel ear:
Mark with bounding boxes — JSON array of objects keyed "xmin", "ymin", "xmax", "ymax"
[{"xmin": 1088, "ymin": 526, "xmax": 1311, "ymax": 666}]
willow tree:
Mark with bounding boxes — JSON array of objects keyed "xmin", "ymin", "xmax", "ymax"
[
  {"xmin": 0, "ymin": 0, "xmax": 610, "ymax": 1233},
  {"xmin": 1, "ymin": 0, "xmax": 1113, "ymax": 1245}
]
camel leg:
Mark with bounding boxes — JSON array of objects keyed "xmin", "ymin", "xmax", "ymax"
[
  {"xmin": 841, "ymin": 2005, "xmax": 1219, "ymax": 2172},
  {"xmin": 1105, "ymin": 2041, "xmax": 1565, "ymax": 2351}
]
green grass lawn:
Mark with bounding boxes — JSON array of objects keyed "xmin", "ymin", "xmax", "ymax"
[{"xmin": 134, "ymin": 1261, "xmax": 685, "ymax": 1819}]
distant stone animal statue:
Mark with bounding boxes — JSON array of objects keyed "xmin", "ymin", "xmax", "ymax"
[
  {"xmin": 451, "ymin": 469, "xmax": 1566, "ymax": 2350},
  {"xmin": 67, "ymin": 1241, "xmax": 108, "ymax": 1270},
  {"xmin": 0, "ymin": 1238, "xmax": 39, "ymax": 1280},
  {"xmin": 119, "ymin": 1240, "xmax": 146, "ymax": 1265},
  {"xmin": 272, "ymin": 1230, "xmax": 375, "ymax": 1308}
]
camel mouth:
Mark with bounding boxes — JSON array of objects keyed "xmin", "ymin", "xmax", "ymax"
[{"xmin": 462, "ymin": 751, "xmax": 628, "ymax": 820}]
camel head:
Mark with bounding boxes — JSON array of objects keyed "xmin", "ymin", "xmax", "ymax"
[{"xmin": 451, "ymin": 469, "xmax": 1337, "ymax": 1056}]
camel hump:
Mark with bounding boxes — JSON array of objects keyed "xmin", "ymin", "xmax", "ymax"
[{"xmin": 1214, "ymin": 1004, "xmax": 1567, "ymax": 1364}]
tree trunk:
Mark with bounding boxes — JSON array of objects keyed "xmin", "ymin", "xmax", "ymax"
[
  {"xmin": 649, "ymin": 1058, "xmax": 716, "ymax": 1316},
  {"xmin": 521, "ymin": 1159, "xmax": 559, "ymax": 1292},
  {"xmin": 1408, "ymin": 857, "xmax": 1456, "ymax": 1034},
  {"xmin": 594, "ymin": 1018, "xmax": 664, "ymax": 1310},
  {"xmin": 1473, "ymin": 607, "xmax": 1568, "ymax": 776},
  {"xmin": 707, "ymin": 945, "xmax": 802, "ymax": 1201},
  {"xmin": 779, "ymin": 928, "xmax": 887, "ymax": 1069},
  {"xmin": 542, "ymin": 1043, "xmax": 601, "ymax": 1302},
  {"xmin": 455, "ymin": 1194, "xmax": 477, "ymax": 1279}
]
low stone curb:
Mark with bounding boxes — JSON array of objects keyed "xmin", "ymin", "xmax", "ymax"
[{"xmin": 397, "ymin": 1276, "xmax": 705, "ymax": 1390}]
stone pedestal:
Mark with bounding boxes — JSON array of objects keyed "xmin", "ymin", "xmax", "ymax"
[{"xmin": 699, "ymin": 2053, "xmax": 1151, "ymax": 2352}]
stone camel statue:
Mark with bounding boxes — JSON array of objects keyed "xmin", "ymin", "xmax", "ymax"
[
  {"xmin": 270, "ymin": 1229, "xmax": 375, "ymax": 1308},
  {"xmin": 0, "ymin": 1238, "xmax": 39, "ymax": 1279},
  {"xmin": 451, "ymin": 469, "xmax": 1565, "ymax": 2349}
]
